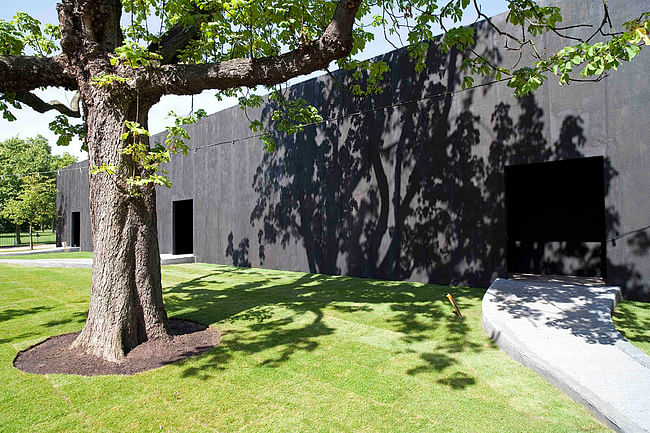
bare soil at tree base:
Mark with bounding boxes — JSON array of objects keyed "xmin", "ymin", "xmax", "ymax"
[{"xmin": 14, "ymin": 319, "xmax": 220, "ymax": 376}]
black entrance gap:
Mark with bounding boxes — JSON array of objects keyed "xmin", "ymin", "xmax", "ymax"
[
  {"xmin": 505, "ymin": 156, "xmax": 606, "ymax": 278},
  {"xmin": 173, "ymin": 199, "xmax": 193, "ymax": 255},
  {"xmin": 71, "ymin": 211, "xmax": 80, "ymax": 247}
]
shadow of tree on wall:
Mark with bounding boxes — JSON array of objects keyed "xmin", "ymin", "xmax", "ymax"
[
  {"xmin": 225, "ymin": 231, "xmax": 251, "ymax": 267},
  {"xmin": 158, "ymin": 29, "xmax": 646, "ymax": 383},
  {"xmin": 56, "ymin": 193, "xmax": 67, "ymax": 247},
  {"xmin": 627, "ymin": 231, "xmax": 650, "ymax": 257},
  {"xmin": 248, "ymin": 40, "xmax": 643, "ymax": 296}
]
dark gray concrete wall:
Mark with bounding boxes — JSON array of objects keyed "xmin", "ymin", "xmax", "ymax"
[
  {"xmin": 56, "ymin": 160, "xmax": 92, "ymax": 251},
  {"xmin": 57, "ymin": 0, "xmax": 650, "ymax": 299},
  {"xmin": 539, "ymin": 0, "xmax": 650, "ymax": 299}
]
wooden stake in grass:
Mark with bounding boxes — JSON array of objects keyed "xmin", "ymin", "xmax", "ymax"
[{"xmin": 446, "ymin": 293, "xmax": 463, "ymax": 318}]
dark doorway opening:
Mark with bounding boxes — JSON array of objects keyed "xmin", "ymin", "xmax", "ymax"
[
  {"xmin": 71, "ymin": 211, "xmax": 80, "ymax": 247},
  {"xmin": 173, "ymin": 199, "xmax": 193, "ymax": 255},
  {"xmin": 505, "ymin": 156, "xmax": 606, "ymax": 278}
]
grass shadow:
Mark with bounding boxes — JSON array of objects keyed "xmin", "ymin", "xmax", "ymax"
[
  {"xmin": 163, "ymin": 265, "xmax": 487, "ymax": 387},
  {"xmin": 612, "ymin": 301, "xmax": 650, "ymax": 351}
]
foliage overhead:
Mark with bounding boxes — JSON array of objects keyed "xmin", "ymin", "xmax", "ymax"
[{"xmin": 0, "ymin": 0, "xmax": 648, "ymax": 189}]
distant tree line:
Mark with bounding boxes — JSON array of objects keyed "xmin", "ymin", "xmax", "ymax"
[{"xmin": 0, "ymin": 136, "xmax": 76, "ymax": 248}]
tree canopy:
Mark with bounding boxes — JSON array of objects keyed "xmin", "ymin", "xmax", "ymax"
[
  {"xmin": 1, "ymin": 175, "xmax": 57, "ymax": 248},
  {"xmin": 0, "ymin": 135, "xmax": 76, "ymax": 232},
  {"xmin": 0, "ymin": 1, "xmax": 648, "ymax": 157}
]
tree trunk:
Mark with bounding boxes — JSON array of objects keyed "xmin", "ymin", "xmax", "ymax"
[
  {"xmin": 71, "ymin": 89, "xmax": 170, "ymax": 362},
  {"xmin": 15, "ymin": 223, "xmax": 21, "ymax": 245},
  {"xmin": 29, "ymin": 223, "xmax": 33, "ymax": 250},
  {"xmin": 17, "ymin": 0, "xmax": 361, "ymax": 364}
]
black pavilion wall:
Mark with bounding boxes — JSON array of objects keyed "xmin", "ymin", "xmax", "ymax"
[
  {"xmin": 57, "ymin": 0, "xmax": 650, "ymax": 298},
  {"xmin": 56, "ymin": 160, "xmax": 92, "ymax": 251}
]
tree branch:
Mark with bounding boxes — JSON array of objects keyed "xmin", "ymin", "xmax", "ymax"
[
  {"xmin": 13, "ymin": 91, "xmax": 81, "ymax": 118},
  {"xmin": 0, "ymin": 55, "xmax": 77, "ymax": 92},
  {"xmin": 148, "ymin": 22, "xmax": 202, "ymax": 65},
  {"xmin": 586, "ymin": 0, "xmax": 614, "ymax": 43},
  {"xmin": 144, "ymin": 0, "xmax": 362, "ymax": 96}
]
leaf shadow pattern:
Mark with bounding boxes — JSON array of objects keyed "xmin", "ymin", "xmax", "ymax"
[
  {"xmin": 0, "ymin": 305, "xmax": 87, "ymax": 344},
  {"xmin": 491, "ymin": 279, "xmax": 626, "ymax": 345},
  {"xmin": 249, "ymin": 37, "xmax": 644, "ymax": 298},
  {"xmin": 0, "ymin": 305, "xmax": 52, "ymax": 323},
  {"xmin": 225, "ymin": 232, "xmax": 251, "ymax": 267},
  {"xmin": 627, "ymin": 231, "xmax": 650, "ymax": 257},
  {"xmin": 612, "ymin": 302, "xmax": 650, "ymax": 346},
  {"xmin": 437, "ymin": 371, "xmax": 476, "ymax": 389},
  {"xmin": 407, "ymin": 352, "xmax": 457, "ymax": 375},
  {"xmin": 163, "ymin": 266, "xmax": 486, "ymax": 386},
  {"xmin": 237, "ymin": 310, "xmax": 330, "ymax": 368},
  {"xmin": 160, "ymin": 21, "xmax": 647, "ymax": 385}
]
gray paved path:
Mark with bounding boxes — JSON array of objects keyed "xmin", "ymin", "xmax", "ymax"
[
  {"xmin": 0, "ymin": 245, "xmax": 78, "ymax": 256},
  {"xmin": 483, "ymin": 277, "xmax": 650, "ymax": 433},
  {"xmin": 0, "ymin": 253, "xmax": 195, "ymax": 268}
]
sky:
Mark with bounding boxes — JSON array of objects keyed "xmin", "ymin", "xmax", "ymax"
[{"xmin": 0, "ymin": 1, "xmax": 509, "ymax": 161}]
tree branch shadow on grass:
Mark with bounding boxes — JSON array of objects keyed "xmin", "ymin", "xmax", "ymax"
[
  {"xmin": 437, "ymin": 371, "xmax": 476, "ymax": 389},
  {"xmin": 42, "ymin": 313, "xmax": 87, "ymax": 328},
  {"xmin": 0, "ymin": 306, "xmax": 52, "ymax": 323},
  {"xmin": 163, "ymin": 266, "xmax": 486, "ymax": 389},
  {"xmin": 0, "ymin": 307, "xmax": 87, "ymax": 345},
  {"xmin": 404, "ymin": 312, "xmax": 484, "ymax": 389},
  {"xmin": 164, "ymin": 22, "xmax": 644, "ymax": 383},
  {"xmin": 612, "ymin": 302, "xmax": 650, "ymax": 346},
  {"xmin": 0, "ymin": 305, "xmax": 59, "ymax": 345}
]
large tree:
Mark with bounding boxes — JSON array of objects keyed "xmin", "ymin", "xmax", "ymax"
[{"xmin": 0, "ymin": 0, "xmax": 647, "ymax": 362}]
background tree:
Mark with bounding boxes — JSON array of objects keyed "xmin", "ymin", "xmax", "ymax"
[
  {"xmin": 0, "ymin": 136, "xmax": 50, "ymax": 241},
  {"xmin": 0, "ymin": 0, "xmax": 646, "ymax": 362},
  {"xmin": 51, "ymin": 152, "xmax": 78, "ymax": 172},
  {"xmin": 1, "ymin": 175, "xmax": 56, "ymax": 249},
  {"xmin": 0, "ymin": 135, "xmax": 76, "ymax": 241}
]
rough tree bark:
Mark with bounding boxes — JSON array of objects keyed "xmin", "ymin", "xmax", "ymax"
[
  {"xmin": 0, "ymin": 0, "xmax": 362, "ymax": 362},
  {"xmin": 69, "ymin": 83, "xmax": 171, "ymax": 361}
]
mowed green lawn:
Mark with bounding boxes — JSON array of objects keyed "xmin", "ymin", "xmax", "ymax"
[
  {"xmin": 0, "ymin": 230, "xmax": 56, "ymax": 247},
  {"xmin": 0, "ymin": 263, "xmax": 608, "ymax": 433},
  {"xmin": 0, "ymin": 252, "xmax": 94, "ymax": 260},
  {"xmin": 613, "ymin": 300, "xmax": 650, "ymax": 356}
]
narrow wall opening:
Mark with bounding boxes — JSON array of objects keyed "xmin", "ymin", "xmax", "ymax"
[
  {"xmin": 173, "ymin": 199, "xmax": 193, "ymax": 255},
  {"xmin": 505, "ymin": 156, "xmax": 606, "ymax": 278},
  {"xmin": 71, "ymin": 211, "xmax": 80, "ymax": 248}
]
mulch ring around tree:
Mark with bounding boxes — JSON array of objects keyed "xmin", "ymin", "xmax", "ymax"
[{"xmin": 13, "ymin": 319, "xmax": 221, "ymax": 376}]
